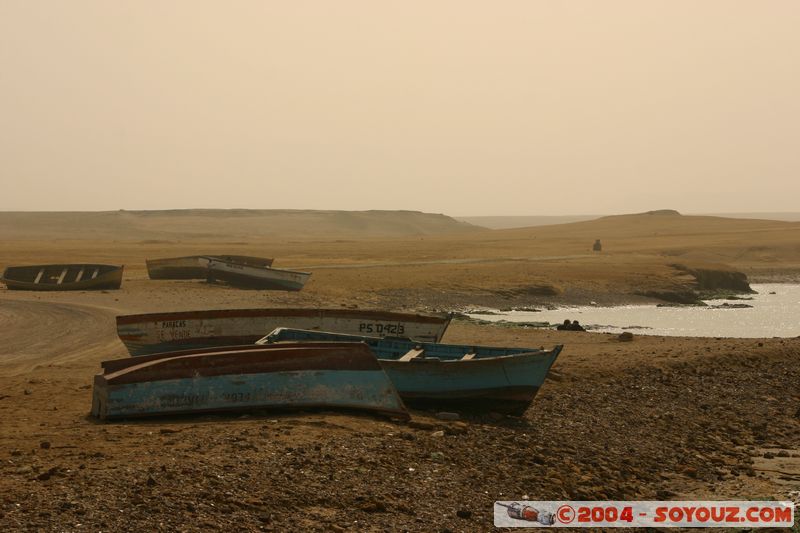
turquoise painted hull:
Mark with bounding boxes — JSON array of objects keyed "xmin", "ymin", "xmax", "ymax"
[
  {"xmin": 380, "ymin": 352, "xmax": 556, "ymax": 413},
  {"xmin": 92, "ymin": 344, "xmax": 408, "ymax": 420},
  {"xmin": 94, "ymin": 370, "xmax": 402, "ymax": 419},
  {"xmin": 260, "ymin": 329, "xmax": 562, "ymax": 414}
]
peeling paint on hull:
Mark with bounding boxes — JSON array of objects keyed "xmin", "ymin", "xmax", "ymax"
[
  {"xmin": 92, "ymin": 344, "xmax": 408, "ymax": 420},
  {"xmin": 1, "ymin": 264, "xmax": 123, "ymax": 291},
  {"xmin": 146, "ymin": 255, "xmax": 274, "ymax": 280},
  {"xmin": 206, "ymin": 260, "xmax": 310, "ymax": 290},
  {"xmin": 260, "ymin": 329, "xmax": 563, "ymax": 414},
  {"xmin": 116, "ymin": 308, "xmax": 452, "ymax": 356}
]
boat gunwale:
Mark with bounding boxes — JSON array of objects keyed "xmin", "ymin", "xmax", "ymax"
[
  {"xmin": 100, "ymin": 343, "xmax": 382, "ymax": 383},
  {"xmin": 102, "ymin": 342, "xmax": 362, "ymax": 373},
  {"xmin": 115, "ymin": 308, "xmax": 452, "ymax": 326},
  {"xmin": 259, "ymin": 328, "xmax": 562, "ymax": 363},
  {"xmin": 206, "ymin": 260, "xmax": 312, "ymax": 277},
  {"xmin": 145, "ymin": 255, "xmax": 274, "ymax": 266}
]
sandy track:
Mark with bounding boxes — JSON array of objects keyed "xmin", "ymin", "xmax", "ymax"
[{"xmin": 0, "ymin": 300, "xmax": 126, "ymax": 375}]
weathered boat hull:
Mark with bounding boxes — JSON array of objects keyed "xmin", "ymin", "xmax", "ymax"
[
  {"xmin": 1, "ymin": 264, "xmax": 123, "ymax": 291},
  {"xmin": 116, "ymin": 308, "xmax": 452, "ymax": 356},
  {"xmin": 380, "ymin": 355, "xmax": 556, "ymax": 415},
  {"xmin": 260, "ymin": 329, "xmax": 562, "ymax": 415},
  {"xmin": 208, "ymin": 257, "xmax": 311, "ymax": 291},
  {"xmin": 206, "ymin": 259, "xmax": 310, "ymax": 290},
  {"xmin": 92, "ymin": 343, "xmax": 408, "ymax": 420},
  {"xmin": 146, "ymin": 255, "xmax": 274, "ymax": 280}
]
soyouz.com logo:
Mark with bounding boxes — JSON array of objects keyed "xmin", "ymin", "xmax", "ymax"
[{"xmin": 494, "ymin": 501, "xmax": 796, "ymax": 528}]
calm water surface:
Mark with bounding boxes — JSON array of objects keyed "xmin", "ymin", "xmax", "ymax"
[{"xmin": 468, "ymin": 284, "xmax": 800, "ymax": 338}]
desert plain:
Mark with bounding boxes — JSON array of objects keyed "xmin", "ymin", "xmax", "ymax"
[{"xmin": 1, "ymin": 209, "xmax": 799, "ymax": 532}]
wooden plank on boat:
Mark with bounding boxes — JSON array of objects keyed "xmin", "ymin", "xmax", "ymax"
[
  {"xmin": 56, "ymin": 268, "xmax": 68, "ymax": 284},
  {"xmin": 33, "ymin": 268, "xmax": 44, "ymax": 284},
  {"xmin": 399, "ymin": 348, "xmax": 424, "ymax": 362},
  {"xmin": 461, "ymin": 353, "xmax": 477, "ymax": 360},
  {"xmin": 91, "ymin": 268, "xmax": 99, "ymax": 279},
  {"xmin": 75, "ymin": 267, "xmax": 85, "ymax": 283}
]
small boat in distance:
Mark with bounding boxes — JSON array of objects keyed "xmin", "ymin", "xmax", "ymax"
[
  {"xmin": 260, "ymin": 328, "xmax": 563, "ymax": 415},
  {"xmin": 146, "ymin": 255, "xmax": 274, "ymax": 280},
  {"xmin": 206, "ymin": 258, "xmax": 310, "ymax": 291},
  {"xmin": 1, "ymin": 264, "xmax": 123, "ymax": 291},
  {"xmin": 117, "ymin": 308, "xmax": 452, "ymax": 356},
  {"xmin": 91, "ymin": 343, "xmax": 409, "ymax": 420}
]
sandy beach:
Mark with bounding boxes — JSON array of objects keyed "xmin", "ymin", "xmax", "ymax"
[{"xmin": 1, "ymin": 211, "xmax": 800, "ymax": 531}]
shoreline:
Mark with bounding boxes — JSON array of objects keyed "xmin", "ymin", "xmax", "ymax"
[
  {"xmin": 1, "ymin": 217, "xmax": 800, "ymax": 530},
  {"xmin": 459, "ymin": 282, "xmax": 800, "ymax": 340},
  {"xmin": 1, "ymin": 315, "xmax": 798, "ymax": 531}
]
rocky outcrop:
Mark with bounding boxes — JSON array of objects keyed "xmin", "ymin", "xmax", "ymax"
[
  {"xmin": 638, "ymin": 289, "xmax": 703, "ymax": 305},
  {"xmin": 638, "ymin": 264, "xmax": 754, "ymax": 304},
  {"xmin": 492, "ymin": 284, "xmax": 563, "ymax": 298},
  {"xmin": 670, "ymin": 264, "xmax": 754, "ymax": 294}
]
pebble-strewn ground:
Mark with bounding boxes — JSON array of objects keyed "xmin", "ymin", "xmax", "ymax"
[{"xmin": 2, "ymin": 313, "xmax": 798, "ymax": 532}]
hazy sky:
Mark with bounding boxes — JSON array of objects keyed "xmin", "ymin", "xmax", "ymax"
[{"xmin": 1, "ymin": 1, "xmax": 798, "ymax": 216}]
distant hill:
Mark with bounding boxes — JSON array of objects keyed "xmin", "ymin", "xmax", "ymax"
[
  {"xmin": 480, "ymin": 210, "xmax": 800, "ymax": 268},
  {"xmin": 0, "ymin": 209, "xmax": 481, "ymax": 241},
  {"xmin": 456, "ymin": 215, "xmax": 600, "ymax": 229},
  {"xmin": 457, "ymin": 211, "xmax": 800, "ymax": 229},
  {"xmin": 699, "ymin": 212, "xmax": 800, "ymax": 222}
]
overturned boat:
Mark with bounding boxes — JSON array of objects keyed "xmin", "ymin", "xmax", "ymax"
[
  {"xmin": 145, "ymin": 255, "xmax": 274, "ymax": 280},
  {"xmin": 260, "ymin": 328, "xmax": 563, "ymax": 415},
  {"xmin": 1, "ymin": 264, "xmax": 123, "ymax": 291},
  {"xmin": 92, "ymin": 343, "xmax": 408, "ymax": 420},
  {"xmin": 206, "ymin": 258, "xmax": 310, "ymax": 291},
  {"xmin": 117, "ymin": 308, "xmax": 452, "ymax": 356}
]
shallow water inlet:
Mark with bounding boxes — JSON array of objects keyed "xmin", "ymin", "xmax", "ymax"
[{"xmin": 469, "ymin": 284, "xmax": 800, "ymax": 338}]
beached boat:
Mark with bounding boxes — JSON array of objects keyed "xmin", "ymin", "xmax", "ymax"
[
  {"xmin": 1, "ymin": 264, "xmax": 123, "ymax": 291},
  {"xmin": 91, "ymin": 343, "xmax": 408, "ymax": 420},
  {"xmin": 145, "ymin": 255, "xmax": 274, "ymax": 280},
  {"xmin": 206, "ymin": 258, "xmax": 310, "ymax": 290},
  {"xmin": 259, "ymin": 328, "xmax": 563, "ymax": 414},
  {"xmin": 117, "ymin": 308, "xmax": 452, "ymax": 356}
]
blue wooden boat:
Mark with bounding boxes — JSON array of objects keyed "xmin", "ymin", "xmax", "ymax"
[
  {"xmin": 258, "ymin": 329, "xmax": 563, "ymax": 415},
  {"xmin": 91, "ymin": 343, "xmax": 408, "ymax": 420}
]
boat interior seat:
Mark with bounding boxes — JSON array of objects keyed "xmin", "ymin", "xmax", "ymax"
[
  {"xmin": 399, "ymin": 348, "xmax": 424, "ymax": 362},
  {"xmin": 461, "ymin": 352, "xmax": 477, "ymax": 360}
]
